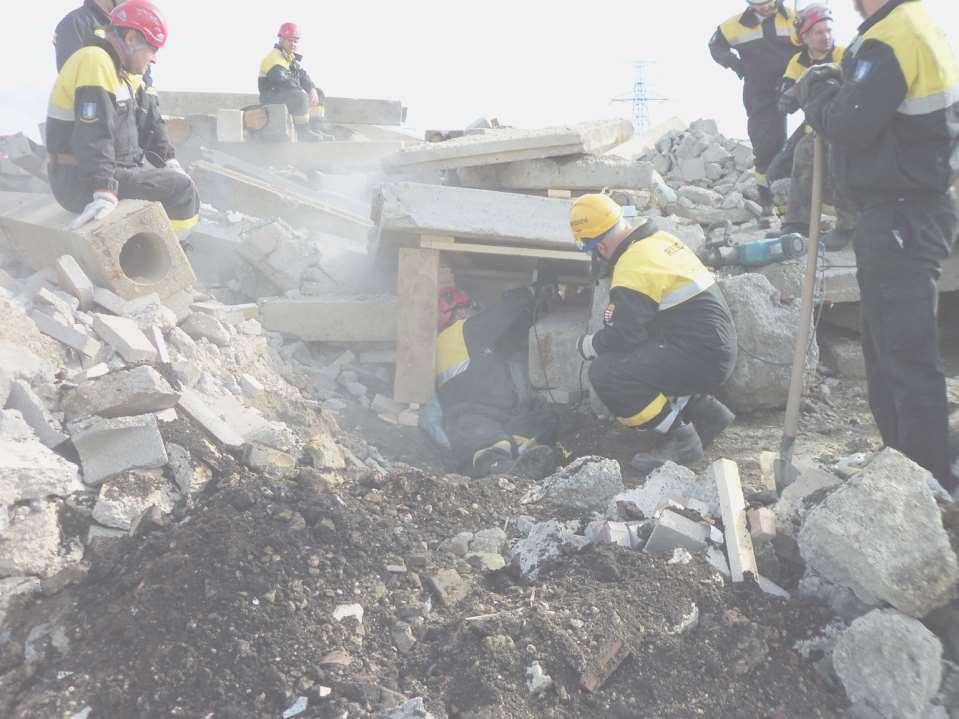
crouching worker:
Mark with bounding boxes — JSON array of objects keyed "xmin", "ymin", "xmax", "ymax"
[
  {"xmin": 570, "ymin": 194, "xmax": 738, "ymax": 473},
  {"xmin": 435, "ymin": 284, "xmax": 559, "ymax": 478},
  {"xmin": 46, "ymin": 0, "xmax": 198, "ymax": 232}
]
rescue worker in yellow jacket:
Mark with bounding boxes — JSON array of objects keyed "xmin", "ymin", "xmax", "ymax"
[
  {"xmin": 776, "ymin": 4, "xmax": 856, "ymax": 250},
  {"xmin": 571, "ymin": 195, "xmax": 738, "ymax": 473},
  {"xmin": 434, "ymin": 284, "xmax": 558, "ymax": 478},
  {"xmin": 46, "ymin": 0, "xmax": 198, "ymax": 232},
  {"xmin": 710, "ymin": 0, "xmax": 798, "ymax": 211},
  {"xmin": 259, "ymin": 23, "xmax": 326, "ymax": 142},
  {"xmin": 53, "ymin": 0, "xmax": 177, "ymax": 178},
  {"xmin": 795, "ymin": 0, "xmax": 959, "ymax": 495}
]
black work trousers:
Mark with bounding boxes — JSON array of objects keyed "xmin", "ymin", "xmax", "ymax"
[
  {"xmin": 855, "ymin": 194, "xmax": 957, "ymax": 489},
  {"xmin": 589, "ymin": 335, "xmax": 736, "ymax": 428},
  {"xmin": 261, "ymin": 87, "xmax": 310, "ymax": 122},
  {"xmin": 746, "ymin": 98, "xmax": 787, "ymax": 179},
  {"xmin": 443, "ymin": 403, "xmax": 558, "ymax": 470},
  {"xmin": 50, "ymin": 163, "xmax": 199, "ymax": 230}
]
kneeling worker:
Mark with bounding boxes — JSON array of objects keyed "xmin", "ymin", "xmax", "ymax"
[
  {"xmin": 435, "ymin": 283, "xmax": 558, "ymax": 478},
  {"xmin": 259, "ymin": 23, "xmax": 326, "ymax": 142},
  {"xmin": 571, "ymin": 194, "xmax": 738, "ymax": 472},
  {"xmin": 46, "ymin": 0, "xmax": 198, "ymax": 232}
]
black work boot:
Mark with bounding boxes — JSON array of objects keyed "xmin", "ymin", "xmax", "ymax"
[
  {"xmin": 757, "ymin": 185, "xmax": 775, "ymax": 216},
  {"xmin": 510, "ymin": 444, "xmax": 558, "ymax": 481},
  {"xmin": 821, "ymin": 228, "xmax": 854, "ymax": 252},
  {"xmin": 629, "ymin": 421, "xmax": 704, "ymax": 476},
  {"xmin": 683, "ymin": 395, "xmax": 736, "ymax": 448},
  {"xmin": 471, "ymin": 444, "xmax": 513, "ymax": 478}
]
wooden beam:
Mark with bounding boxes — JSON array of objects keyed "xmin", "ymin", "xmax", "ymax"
[
  {"xmin": 710, "ymin": 459, "xmax": 758, "ymax": 583},
  {"xmin": 419, "ymin": 236, "xmax": 590, "ymax": 263},
  {"xmin": 393, "ymin": 248, "xmax": 440, "ymax": 404}
]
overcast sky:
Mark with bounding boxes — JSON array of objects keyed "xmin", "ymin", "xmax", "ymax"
[{"xmin": 2, "ymin": 0, "xmax": 957, "ymax": 143}]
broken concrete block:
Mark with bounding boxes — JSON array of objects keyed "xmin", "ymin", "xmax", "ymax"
[
  {"xmin": 528, "ymin": 306, "xmax": 591, "ymax": 402},
  {"xmin": 509, "ymin": 519, "xmax": 589, "ymax": 580},
  {"xmin": 799, "ymin": 449, "xmax": 959, "ymax": 618},
  {"xmin": 717, "ymin": 274, "xmax": 819, "ymax": 412},
  {"xmin": 122, "ymin": 293, "xmax": 177, "ymax": 332},
  {"xmin": 31, "ymin": 310, "xmax": 102, "ymax": 358},
  {"xmin": 91, "ymin": 469, "xmax": 176, "ymax": 531},
  {"xmin": 0, "ymin": 196, "xmax": 196, "ymax": 302},
  {"xmin": 678, "ymin": 185, "xmax": 723, "ymax": 207},
  {"xmin": 68, "ymin": 413, "xmax": 168, "ymax": 486},
  {"xmin": 819, "ymin": 327, "xmax": 867, "ymax": 380},
  {"xmin": 61, "ymin": 366, "xmax": 179, "ymax": 420},
  {"xmin": 747, "ymin": 507, "xmax": 776, "ymax": 544},
  {"xmin": 427, "ymin": 568, "xmax": 471, "ymax": 606},
  {"xmin": 774, "ymin": 457, "xmax": 841, "ymax": 534},
  {"xmin": 0, "ymin": 409, "xmax": 82, "ymax": 504},
  {"xmin": 833, "ymin": 609, "xmax": 943, "ymax": 719},
  {"xmin": 92, "ymin": 286, "xmax": 128, "ymax": 315},
  {"xmin": 176, "ymin": 388, "xmax": 244, "ymax": 448},
  {"xmin": 86, "ymin": 523, "xmax": 127, "ymax": 547},
  {"xmin": 181, "ymin": 312, "xmax": 230, "ymax": 346},
  {"xmin": 385, "ymin": 119, "xmax": 633, "ymax": 171},
  {"xmin": 457, "ymin": 156, "xmax": 656, "ymax": 192},
  {"xmin": 5, "ymin": 379, "xmax": 68, "ymax": 448},
  {"xmin": 259, "ymin": 295, "xmax": 399, "ymax": 342},
  {"xmin": 34, "ymin": 286, "xmax": 78, "ymax": 320},
  {"xmin": 166, "ymin": 443, "xmax": 212, "ymax": 496},
  {"xmin": 92, "ymin": 313, "xmax": 158, "ymax": 363},
  {"xmin": 55, "ymin": 255, "xmax": 94, "ymax": 310},
  {"xmin": 711, "ymin": 459, "xmax": 757, "ymax": 583},
  {"xmin": 0, "ymin": 501, "xmax": 64, "ymax": 578},
  {"xmin": 216, "ymin": 109, "xmax": 244, "ymax": 143},
  {"xmin": 523, "ymin": 456, "xmax": 624, "ymax": 514},
  {"xmin": 243, "ymin": 443, "xmax": 297, "ymax": 479},
  {"xmin": 147, "ymin": 326, "xmax": 170, "ymax": 364},
  {"xmin": 239, "ymin": 373, "xmax": 264, "ymax": 397},
  {"xmin": 306, "ymin": 432, "xmax": 346, "ymax": 470},
  {"xmin": 611, "ymin": 462, "xmax": 720, "ymax": 520},
  {"xmin": 644, "ymin": 510, "xmax": 709, "ymax": 554}
]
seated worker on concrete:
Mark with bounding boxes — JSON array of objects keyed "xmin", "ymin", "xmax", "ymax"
[
  {"xmin": 46, "ymin": 0, "xmax": 198, "ymax": 233},
  {"xmin": 54, "ymin": 1, "xmax": 179, "ymax": 183},
  {"xmin": 435, "ymin": 284, "xmax": 558, "ymax": 478},
  {"xmin": 776, "ymin": 4, "xmax": 856, "ymax": 250},
  {"xmin": 571, "ymin": 194, "xmax": 738, "ymax": 473},
  {"xmin": 259, "ymin": 23, "xmax": 327, "ymax": 142}
]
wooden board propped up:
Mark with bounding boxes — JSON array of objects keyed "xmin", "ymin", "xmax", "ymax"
[{"xmin": 393, "ymin": 248, "xmax": 440, "ymax": 404}]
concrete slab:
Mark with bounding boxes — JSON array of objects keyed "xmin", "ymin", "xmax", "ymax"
[
  {"xmin": 259, "ymin": 295, "xmax": 398, "ymax": 342},
  {"xmin": 457, "ymin": 156, "xmax": 657, "ymax": 192},
  {"xmin": 377, "ymin": 182, "xmax": 576, "ymax": 250},
  {"xmin": 92, "ymin": 313, "xmax": 158, "ymax": 363},
  {"xmin": 158, "ymin": 91, "xmax": 407, "ymax": 125},
  {"xmin": 214, "ymin": 141, "xmax": 405, "ymax": 172},
  {"xmin": 68, "ymin": 413, "xmax": 169, "ymax": 486},
  {"xmin": 384, "ymin": 119, "xmax": 634, "ymax": 172},
  {"xmin": 61, "ymin": 366, "xmax": 179, "ymax": 420},
  {"xmin": 0, "ymin": 195, "xmax": 196, "ymax": 302},
  {"xmin": 177, "ymin": 388, "xmax": 245, "ymax": 448}
]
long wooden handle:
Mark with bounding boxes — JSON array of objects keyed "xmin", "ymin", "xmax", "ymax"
[{"xmin": 782, "ymin": 134, "xmax": 825, "ymax": 441}]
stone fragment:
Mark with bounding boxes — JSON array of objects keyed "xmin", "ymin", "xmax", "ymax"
[
  {"xmin": 61, "ymin": 365, "xmax": 179, "ymax": 420},
  {"xmin": 523, "ymin": 456, "xmax": 624, "ymax": 513},
  {"xmin": 774, "ymin": 458, "xmax": 841, "ymax": 534},
  {"xmin": 712, "ymin": 459, "xmax": 757, "ymax": 583},
  {"xmin": 799, "ymin": 449, "xmax": 959, "ymax": 617},
  {"xmin": 509, "ymin": 520, "xmax": 588, "ymax": 580},
  {"xmin": 306, "ymin": 432, "xmax": 346, "ymax": 470},
  {"xmin": 0, "ymin": 501, "xmax": 64, "ymax": 578},
  {"xmin": 678, "ymin": 185, "xmax": 723, "ymax": 207},
  {"xmin": 644, "ymin": 510, "xmax": 709, "ymax": 554},
  {"xmin": 176, "ymin": 389, "xmax": 244, "ymax": 448},
  {"xmin": 91, "ymin": 470, "xmax": 176, "ymax": 531},
  {"xmin": 5, "ymin": 379, "xmax": 67, "ymax": 448},
  {"xmin": 243, "ymin": 443, "xmax": 297, "ymax": 479},
  {"xmin": 239, "ymin": 373, "xmax": 264, "ymax": 397},
  {"xmin": 834, "ymin": 609, "xmax": 943, "ymax": 719},
  {"xmin": 611, "ymin": 461, "xmax": 719, "ymax": 519},
  {"xmin": 679, "ymin": 157, "xmax": 707, "ymax": 182},
  {"xmin": 0, "ymin": 410, "xmax": 82, "ymax": 504},
  {"xmin": 55, "ymin": 255, "xmax": 94, "ymax": 310},
  {"xmin": 465, "ymin": 552, "xmax": 506, "ymax": 572},
  {"xmin": 92, "ymin": 287, "xmax": 127, "ymax": 315},
  {"xmin": 166, "ymin": 443, "xmax": 212, "ymax": 496},
  {"xmin": 819, "ymin": 327, "xmax": 867, "ymax": 380},
  {"xmin": 68, "ymin": 413, "xmax": 168, "ymax": 486},
  {"xmin": 470, "ymin": 528, "xmax": 507, "ymax": 555},
  {"xmin": 30, "ymin": 310, "xmax": 101, "ymax": 358},
  {"xmin": 92, "ymin": 313, "xmax": 158, "ymax": 363},
  {"xmin": 181, "ymin": 312, "xmax": 231, "ymax": 346},
  {"xmin": 747, "ymin": 507, "xmax": 777, "ymax": 544},
  {"xmin": 427, "ymin": 569, "xmax": 470, "ymax": 606}
]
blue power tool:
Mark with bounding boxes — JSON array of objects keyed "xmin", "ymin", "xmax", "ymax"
[{"xmin": 698, "ymin": 233, "xmax": 808, "ymax": 268}]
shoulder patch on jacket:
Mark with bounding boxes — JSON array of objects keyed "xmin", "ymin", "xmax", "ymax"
[
  {"xmin": 78, "ymin": 101, "xmax": 98, "ymax": 123},
  {"xmin": 851, "ymin": 59, "xmax": 874, "ymax": 83}
]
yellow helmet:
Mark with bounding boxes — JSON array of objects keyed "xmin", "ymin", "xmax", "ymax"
[{"xmin": 569, "ymin": 193, "xmax": 624, "ymax": 249}]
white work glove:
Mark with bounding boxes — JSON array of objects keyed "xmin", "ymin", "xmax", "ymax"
[
  {"xmin": 67, "ymin": 190, "xmax": 118, "ymax": 230},
  {"xmin": 165, "ymin": 158, "xmax": 188, "ymax": 176},
  {"xmin": 576, "ymin": 333, "xmax": 598, "ymax": 361}
]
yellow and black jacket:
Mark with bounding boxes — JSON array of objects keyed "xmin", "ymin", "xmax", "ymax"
[
  {"xmin": 804, "ymin": 0, "xmax": 959, "ymax": 207},
  {"xmin": 592, "ymin": 222, "xmax": 735, "ymax": 356},
  {"xmin": 710, "ymin": 2, "xmax": 797, "ymax": 112},
  {"xmin": 258, "ymin": 46, "xmax": 316, "ymax": 101},
  {"xmin": 53, "ymin": 0, "xmax": 110, "ymax": 71},
  {"xmin": 435, "ymin": 288, "xmax": 534, "ymax": 413}
]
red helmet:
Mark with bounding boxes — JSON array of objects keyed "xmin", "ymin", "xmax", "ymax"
[
  {"xmin": 795, "ymin": 4, "xmax": 832, "ymax": 36},
  {"xmin": 278, "ymin": 22, "xmax": 301, "ymax": 40},
  {"xmin": 110, "ymin": 0, "xmax": 168, "ymax": 49},
  {"xmin": 438, "ymin": 287, "xmax": 473, "ymax": 330}
]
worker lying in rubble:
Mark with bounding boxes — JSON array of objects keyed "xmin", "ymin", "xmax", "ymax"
[
  {"xmin": 773, "ymin": 4, "xmax": 857, "ymax": 251},
  {"xmin": 54, "ymin": 0, "xmax": 178, "ymax": 181},
  {"xmin": 571, "ymin": 194, "xmax": 738, "ymax": 474},
  {"xmin": 259, "ymin": 23, "xmax": 329, "ymax": 143},
  {"xmin": 46, "ymin": 0, "xmax": 199, "ymax": 233},
  {"xmin": 434, "ymin": 283, "xmax": 559, "ymax": 478}
]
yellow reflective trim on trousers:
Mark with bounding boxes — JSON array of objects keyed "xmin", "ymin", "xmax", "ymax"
[
  {"xmin": 658, "ymin": 271, "xmax": 715, "ymax": 310},
  {"xmin": 618, "ymin": 394, "xmax": 669, "ymax": 428},
  {"xmin": 899, "ymin": 82, "xmax": 959, "ymax": 116},
  {"xmin": 170, "ymin": 214, "xmax": 199, "ymax": 231}
]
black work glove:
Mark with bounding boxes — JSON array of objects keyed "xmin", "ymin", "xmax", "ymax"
[
  {"xmin": 778, "ymin": 89, "xmax": 800, "ymax": 115},
  {"xmin": 795, "ymin": 63, "xmax": 842, "ymax": 109}
]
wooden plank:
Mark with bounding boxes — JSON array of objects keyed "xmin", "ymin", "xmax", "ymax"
[
  {"xmin": 393, "ymin": 248, "xmax": 440, "ymax": 404},
  {"xmin": 419, "ymin": 236, "xmax": 589, "ymax": 263},
  {"xmin": 710, "ymin": 459, "xmax": 758, "ymax": 583}
]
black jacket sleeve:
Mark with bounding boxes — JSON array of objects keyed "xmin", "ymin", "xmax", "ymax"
[
  {"xmin": 71, "ymin": 85, "xmax": 117, "ymax": 193},
  {"xmin": 803, "ymin": 39, "xmax": 908, "ymax": 150},
  {"xmin": 264, "ymin": 64, "xmax": 299, "ymax": 93},
  {"xmin": 709, "ymin": 29, "xmax": 743, "ymax": 77},
  {"xmin": 463, "ymin": 288, "xmax": 535, "ymax": 358},
  {"xmin": 55, "ymin": 13, "xmax": 95, "ymax": 71},
  {"xmin": 297, "ymin": 65, "xmax": 316, "ymax": 94},
  {"xmin": 591, "ymin": 286, "xmax": 658, "ymax": 355},
  {"xmin": 138, "ymin": 89, "xmax": 176, "ymax": 163}
]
